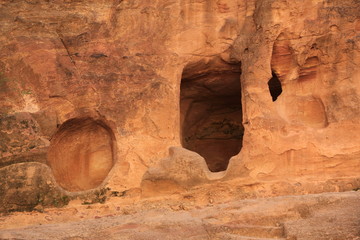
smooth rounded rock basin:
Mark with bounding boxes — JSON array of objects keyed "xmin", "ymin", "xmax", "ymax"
[{"xmin": 48, "ymin": 118, "xmax": 115, "ymax": 192}]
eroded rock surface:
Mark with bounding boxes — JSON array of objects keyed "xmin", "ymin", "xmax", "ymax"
[{"xmin": 0, "ymin": 3, "xmax": 359, "ymax": 236}]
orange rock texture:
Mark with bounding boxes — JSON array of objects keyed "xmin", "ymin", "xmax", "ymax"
[{"xmin": 0, "ymin": 0, "xmax": 360, "ymax": 214}]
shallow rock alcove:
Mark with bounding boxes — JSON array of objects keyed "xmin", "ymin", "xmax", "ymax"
[
  {"xmin": 47, "ymin": 118, "xmax": 116, "ymax": 192},
  {"xmin": 180, "ymin": 59, "xmax": 244, "ymax": 172}
]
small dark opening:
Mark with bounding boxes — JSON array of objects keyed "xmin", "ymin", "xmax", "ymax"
[
  {"xmin": 180, "ymin": 59, "xmax": 244, "ymax": 172},
  {"xmin": 268, "ymin": 71, "xmax": 282, "ymax": 102}
]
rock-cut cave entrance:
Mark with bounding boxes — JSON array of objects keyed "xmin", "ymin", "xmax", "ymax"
[
  {"xmin": 47, "ymin": 118, "xmax": 116, "ymax": 192},
  {"xmin": 180, "ymin": 59, "xmax": 244, "ymax": 172}
]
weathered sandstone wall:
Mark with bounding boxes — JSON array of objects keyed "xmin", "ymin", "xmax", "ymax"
[{"xmin": 0, "ymin": 0, "xmax": 360, "ymax": 211}]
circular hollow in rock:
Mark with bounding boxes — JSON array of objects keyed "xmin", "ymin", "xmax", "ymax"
[{"xmin": 47, "ymin": 118, "xmax": 116, "ymax": 192}]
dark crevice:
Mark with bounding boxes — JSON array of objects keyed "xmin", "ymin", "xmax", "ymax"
[{"xmin": 268, "ymin": 71, "xmax": 282, "ymax": 102}]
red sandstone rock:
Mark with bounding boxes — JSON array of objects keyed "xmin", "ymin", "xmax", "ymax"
[{"xmin": 0, "ymin": 0, "xmax": 360, "ymax": 238}]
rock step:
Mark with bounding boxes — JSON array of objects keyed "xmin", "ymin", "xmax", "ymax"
[
  {"xmin": 207, "ymin": 223, "xmax": 285, "ymax": 238},
  {"xmin": 219, "ymin": 209, "xmax": 295, "ymax": 226},
  {"xmin": 213, "ymin": 232, "xmax": 287, "ymax": 240}
]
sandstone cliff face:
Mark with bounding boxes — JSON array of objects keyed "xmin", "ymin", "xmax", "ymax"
[{"xmin": 0, "ymin": 0, "xmax": 360, "ymax": 211}]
